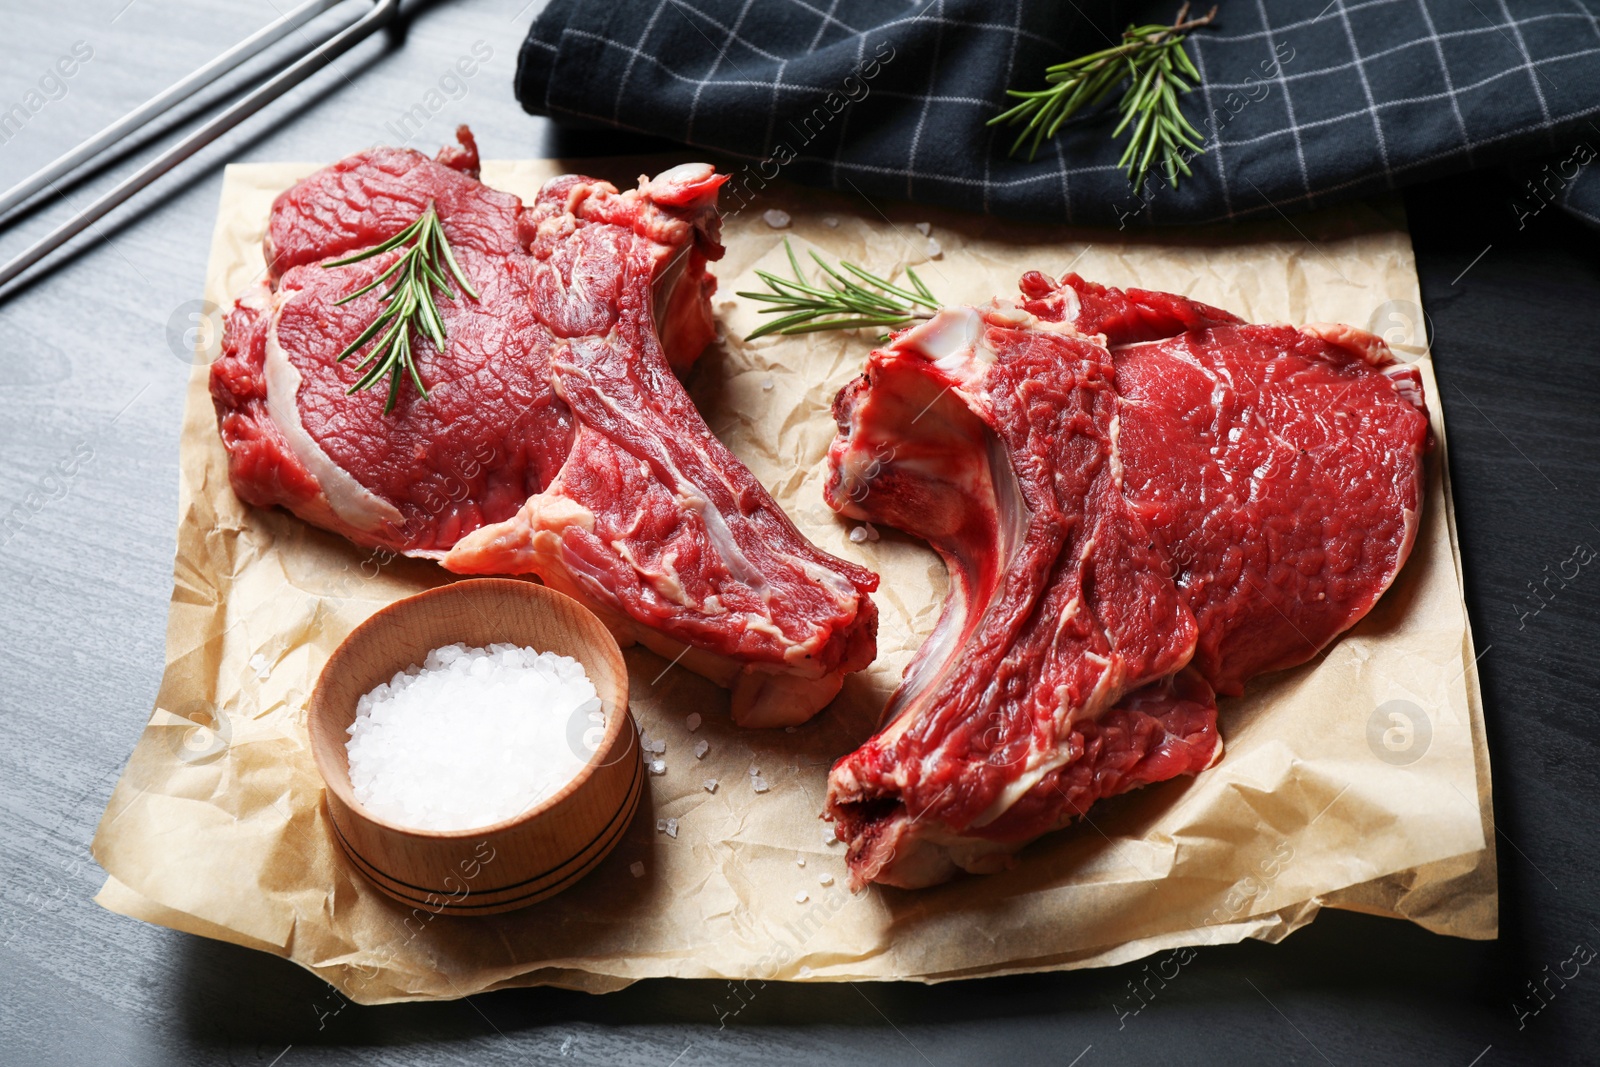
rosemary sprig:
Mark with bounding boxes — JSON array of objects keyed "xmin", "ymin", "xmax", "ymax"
[
  {"xmin": 322, "ymin": 200, "xmax": 479, "ymax": 413},
  {"xmin": 988, "ymin": 3, "xmax": 1217, "ymax": 193},
  {"xmin": 736, "ymin": 239, "xmax": 939, "ymax": 340}
]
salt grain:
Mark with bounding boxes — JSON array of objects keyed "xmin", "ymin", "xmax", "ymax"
[
  {"xmin": 926, "ymin": 237, "xmax": 942, "ymax": 258},
  {"xmin": 630, "ymin": 861, "xmax": 645, "ymax": 878},
  {"xmin": 849, "ymin": 523, "xmax": 880, "ymax": 544},
  {"xmin": 751, "ymin": 775, "xmax": 769, "ymax": 793},
  {"xmin": 819, "ymin": 873, "xmax": 834, "ymax": 887},
  {"xmin": 763, "ymin": 209, "xmax": 791, "ymax": 229},
  {"xmin": 665, "ymin": 818, "xmax": 680, "ymax": 839},
  {"xmin": 795, "ymin": 855, "xmax": 806, "ymax": 867},
  {"xmin": 823, "ymin": 216, "xmax": 840, "ymax": 228},
  {"xmin": 648, "ymin": 738, "xmax": 666, "ymax": 754},
  {"xmin": 915, "ymin": 221, "xmax": 931, "ymax": 236},
  {"xmin": 649, "ymin": 759, "xmax": 667, "ymax": 776},
  {"xmin": 656, "ymin": 818, "xmax": 668, "ymax": 833},
  {"xmin": 345, "ymin": 642, "xmax": 600, "ymax": 832},
  {"xmin": 761, "ymin": 378, "xmax": 775, "ymax": 391},
  {"xmin": 248, "ymin": 653, "xmax": 270, "ymax": 679},
  {"xmin": 704, "ymin": 778, "xmax": 719, "ymax": 793},
  {"xmin": 795, "ymin": 891, "xmax": 809, "ymax": 904},
  {"xmin": 823, "ymin": 825, "xmax": 838, "ymax": 845},
  {"xmin": 694, "ymin": 739, "xmax": 710, "ymax": 759},
  {"xmin": 685, "ymin": 712, "xmax": 702, "ymax": 732}
]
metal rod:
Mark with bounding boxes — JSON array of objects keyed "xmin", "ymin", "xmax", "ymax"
[
  {"xmin": 0, "ymin": 0, "xmax": 398, "ymax": 298},
  {"xmin": 0, "ymin": 0, "xmax": 347, "ymax": 223}
]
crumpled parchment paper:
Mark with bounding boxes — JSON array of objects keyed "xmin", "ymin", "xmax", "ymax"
[{"xmin": 91, "ymin": 157, "xmax": 1495, "ymax": 1004}]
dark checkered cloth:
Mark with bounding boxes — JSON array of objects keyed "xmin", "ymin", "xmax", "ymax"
[{"xmin": 516, "ymin": 0, "xmax": 1600, "ymax": 229}]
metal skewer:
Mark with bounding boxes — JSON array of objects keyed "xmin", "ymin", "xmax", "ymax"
[
  {"xmin": 0, "ymin": 0, "xmax": 348, "ymax": 223},
  {"xmin": 0, "ymin": 0, "xmax": 399, "ymax": 298}
]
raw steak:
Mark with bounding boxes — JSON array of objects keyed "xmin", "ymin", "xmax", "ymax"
[
  {"xmin": 211, "ymin": 130, "xmax": 877, "ymax": 726},
  {"xmin": 824, "ymin": 273, "xmax": 1430, "ymax": 888}
]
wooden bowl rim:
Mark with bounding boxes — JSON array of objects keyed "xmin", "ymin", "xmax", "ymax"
[{"xmin": 308, "ymin": 578, "xmax": 632, "ymax": 842}]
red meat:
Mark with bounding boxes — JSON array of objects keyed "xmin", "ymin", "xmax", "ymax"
[
  {"xmin": 825, "ymin": 275, "xmax": 1429, "ymax": 887},
  {"xmin": 211, "ymin": 129, "xmax": 877, "ymax": 726}
]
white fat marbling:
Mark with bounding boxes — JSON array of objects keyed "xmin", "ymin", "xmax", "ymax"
[{"xmin": 263, "ymin": 291, "xmax": 405, "ymax": 535}]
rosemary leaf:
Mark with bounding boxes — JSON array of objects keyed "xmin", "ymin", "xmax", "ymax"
[
  {"xmin": 322, "ymin": 200, "xmax": 478, "ymax": 414},
  {"xmin": 735, "ymin": 239, "xmax": 940, "ymax": 340},
  {"xmin": 988, "ymin": 3, "xmax": 1217, "ymax": 193}
]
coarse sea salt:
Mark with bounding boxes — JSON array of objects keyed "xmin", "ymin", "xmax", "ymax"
[
  {"xmin": 848, "ymin": 522, "xmax": 880, "ymax": 545},
  {"xmin": 345, "ymin": 642, "xmax": 601, "ymax": 832}
]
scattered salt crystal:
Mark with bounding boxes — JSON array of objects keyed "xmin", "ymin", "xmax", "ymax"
[
  {"xmin": 630, "ymin": 861, "xmax": 645, "ymax": 878},
  {"xmin": 761, "ymin": 378, "xmax": 775, "ymax": 391},
  {"xmin": 763, "ymin": 209, "xmax": 791, "ymax": 229},
  {"xmin": 344, "ymin": 642, "xmax": 600, "ymax": 831},
  {"xmin": 823, "ymin": 216, "xmax": 839, "ymax": 228},
  {"xmin": 665, "ymin": 818, "xmax": 680, "ymax": 839},
  {"xmin": 915, "ymin": 221, "xmax": 931, "ymax": 236},
  {"xmin": 648, "ymin": 738, "xmax": 666, "ymax": 754},
  {"xmin": 685, "ymin": 712, "xmax": 702, "ymax": 732},
  {"xmin": 694, "ymin": 740, "xmax": 710, "ymax": 759},
  {"xmin": 784, "ymin": 726, "xmax": 796, "ymax": 733},
  {"xmin": 795, "ymin": 891, "xmax": 809, "ymax": 904},
  {"xmin": 748, "ymin": 763, "xmax": 760, "ymax": 776},
  {"xmin": 861, "ymin": 522, "xmax": 880, "ymax": 542},
  {"xmin": 704, "ymin": 778, "xmax": 719, "ymax": 793},
  {"xmin": 751, "ymin": 775, "xmax": 769, "ymax": 793},
  {"xmin": 926, "ymin": 237, "xmax": 942, "ymax": 257},
  {"xmin": 849, "ymin": 524, "xmax": 880, "ymax": 544},
  {"xmin": 796, "ymin": 855, "xmax": 806, "ymax": 867},
  {"xmin": 248, "ymin": 653, "xmax": 270, "ymax": 679},
  {"xmin": 656, "ymin": 818, "xmax": 668, "ymax": 833},
  {"xmin": 819, "ymin": 873, "xmax": 834, "ymax": 887},
  {"xmin": 649, "ymin": 759, "xmax": 667, "ymax": 776},
  {"xmin": 823, "ymin": 825, "xmax": 838, "ymax": 845}
]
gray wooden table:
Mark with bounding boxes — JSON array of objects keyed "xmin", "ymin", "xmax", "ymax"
[{"xmin": 2, "ymin": 2, "xmax": 1596, "ymax": 1065}]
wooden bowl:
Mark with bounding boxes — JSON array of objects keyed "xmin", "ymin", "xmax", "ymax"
[{"xmin": 308, "ymin": 578, "xmax": 641, "ymax": 915}]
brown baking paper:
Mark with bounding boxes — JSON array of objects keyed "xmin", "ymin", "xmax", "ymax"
[{"xmin": 92, "ymin": 157, "xmax": 1496, "ymax": 1003}]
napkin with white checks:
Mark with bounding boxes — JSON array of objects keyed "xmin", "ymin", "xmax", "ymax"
[{"xmin": 517, "ymin": 0, "xmax": 1600, "ymax": 228}]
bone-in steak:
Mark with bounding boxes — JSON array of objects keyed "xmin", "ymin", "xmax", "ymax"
[
  {"xmin": 211, "ymin": 130, "xmax": 877, "ymax": 726},
  {"xmin": 824, "ymin": 274, "xmax": 1429, "ymax": 888}
]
